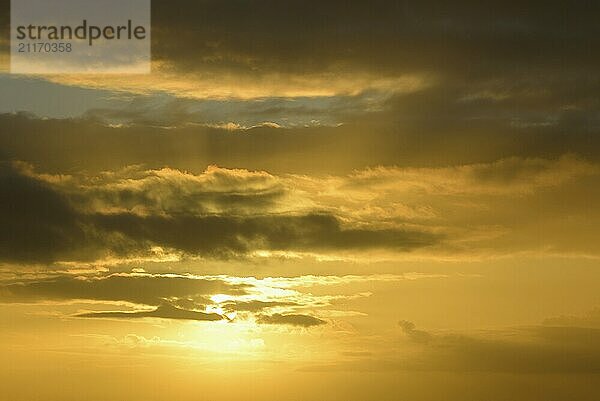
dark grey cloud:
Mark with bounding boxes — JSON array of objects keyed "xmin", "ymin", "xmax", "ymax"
[
  {"xmin": 0, "ymin": 161, "xmax": 438, "ymax": 264},
  {"xmin": 256, "ymin": 313, "xmax": 326, "ymax": 327},
  {"xmin": 2, "ymin": 111, "xmax": 599, "ymax": 177},
  {"xmin": 0, "ymin": 274, "xmax": 245, "ymax": 306},
  {"xmin": 0, "ymin": 273, "xmax": 328, "ymax": 326},
  {"xmin": 0, "ymin": 162, "xmax": 92, "ymax": 263},
  {"xmin": 76, "ymin": 303, "xmax": 224, "ymax": 322},
  {"xmin": 2, "ymin": 1, "xmax": 599, "ymax": 79},
  {"xmin": 92, "ymin": 212, "xmax": 438, "ymax": 257},
  {"xmin": 147, "ymin": 1, "xmax": 600, "ymax": 79},
  {"xmin": 2, "ymin": 0, "xmax": 600, "ymax": 157},
  {"xmin": 363, "ymin": 86, "xmax": 600, "ymax": 167}
]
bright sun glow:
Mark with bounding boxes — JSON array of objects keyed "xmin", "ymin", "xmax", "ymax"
[{"xmin": 210, "ymin": 294, "xmax": 232, "ymax": 303}]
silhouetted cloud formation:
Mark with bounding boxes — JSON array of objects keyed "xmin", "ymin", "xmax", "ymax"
[
  {"xmin": 0, "ymin": 272, "xmax": 332, "ymax": 327},
  {"xmin": 0, "ymin": 161, "xmax": 90, "ymax": 263},
  {"xmin": 0, "ymin": 161, "xmax": 440, "ymax": 264},
  {"xmin": 257, "ymin": 313, "xmax": 326, "ymax": 327},
  {"xmin": 0, "ymin": 273, "xmax": 245, "ymax": 306},
  {"xmin": 76, "ymin": 304, "xmax": 224, "ymax": 322}
]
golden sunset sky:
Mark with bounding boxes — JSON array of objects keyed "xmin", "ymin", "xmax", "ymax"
[{"xmin": 1, "ymin": 1, "xmax": 600, "ymax": 400}]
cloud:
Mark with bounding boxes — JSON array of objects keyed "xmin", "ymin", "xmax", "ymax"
[
  {"xmin": 2, "ymin": 0, "xmax": 600, "ymax": 170},
  {"xmin": 0, "ymin": 161, "xmax": 439, "ymax": 264},
  {"xmin": 3, "ymin": 150, "xmax": 600, "ymax": 265},
  {"xmin": 71, "ymin": 165, "xmax": 285, "ymax": 216},
  {"xmin": 3, "ymin": 1, "xmax": 598, "ymax": 100},
  {"xmin": 0, "ymin": 161, "xmax": 92, "ymax": 263},
  {"xmin": 2, "ymin": 109, "xmax": 600, "ymax": 178},
  {"xmin": 3, "ymin": 0, "xmax": 600, "ymax": 153},
  {"xmin": 0, "ymin": 272, "xmax": 332, "ymax": 324},
  {"xmin": 76, "ymin": 303, "xmax": 224, "ymax": 322},
  {"xmin": 256, "ymin": 313, "xmax": 326, "ymax": 327},
  {"xmin": 80, "ymin": 92, "xmax": 385, "ymax": 129},
  {"xmin": 428, "ymin": 326, "xmax": 600, "ymax": 374},
  {"xmin": 348, "ymin": 155, "xmax": 598, "ymax": 196},
  {"xmin": 91, "ymin": 212, "xmax": 438, "ymax": 258},
  {"xmin": 0, "ymin": 273, "xmax": 245, "ymax": 306},
  {"xmin": 398, "ymin": 320, "xmax": 433, "ymax": 344},
  {"xmin": 305, "ymin": 319, "xmax": 600, "ymax": 374},
  {"xmin": 401, "ymin": 320, "xmax": 600, "ymax": 374},
  {"xmin": 222, "ymin": 300, "xmax": 296, "ymax": 313},
  {"xmin": 1, "ymin": 271, "xmax": 417, "ymax": 324}
]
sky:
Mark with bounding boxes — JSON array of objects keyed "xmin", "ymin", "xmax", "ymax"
[{"xmin": 1, "ymin": 1, "xmax": 600, "ymax": 400}]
